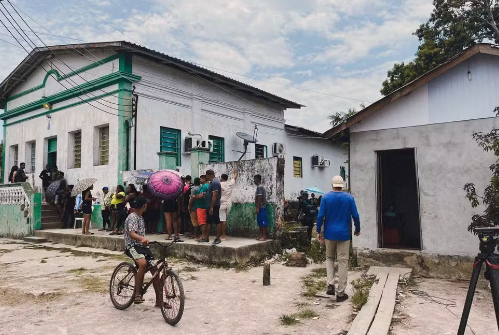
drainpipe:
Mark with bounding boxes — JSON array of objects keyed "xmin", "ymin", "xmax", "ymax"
[
  {"xmin": 132, "ymin": 88, "xmax": 138, "ymax": 170},
  {"xmin": 125, "ymin": 120, "xmax": 130, "ymax": 171}
]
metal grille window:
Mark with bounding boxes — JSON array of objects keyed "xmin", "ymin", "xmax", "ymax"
[
  {"xmin": 255, "ymin": 144, "xmax": 266, "ymax": 159},
  {"xmin": 160, "ymin": 127, "xmax": 181, "ymax": 166},
  {"xmin": 209, "ymin": 136, "xmax": 224, "ymax": 163},
  {"xmin": 293, "ymin": 156, "xmax": 302, "ymax": 178},
  {"xmin": 74, "ymin": 131, "xmax": 81, "ymax": 168},
  {"xmin": 99, "ymin": 126, "xmax": 109, "ymax": 165},
  {"xmin": 30, "ymin": 142, "xmax": 36, "ymax": 173}
]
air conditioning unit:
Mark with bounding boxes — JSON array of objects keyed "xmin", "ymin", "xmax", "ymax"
[
  {"xmin": 198, "ymin": 139, "xmax": 214, "ymax": 152},
  {"xmin": 272, "ymin": 142, "xmax": 285, "ymax": 157},
  {"xmin": 312, "ymin": 155, "xmax": 330, "ymax": 168},
  {"xmin": 184, "ymin": 136, "xmax": 199, "ymax": 152},
  {"xmin": 320, "ymin": 159, "xmax": 331, "ymax": 167}
]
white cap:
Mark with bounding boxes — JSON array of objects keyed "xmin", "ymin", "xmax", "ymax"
[{"xmin": 332, "ymin": 175, "xmax": 344, "ymax": 188}]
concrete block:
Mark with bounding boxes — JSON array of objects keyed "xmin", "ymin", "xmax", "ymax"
[{"xmin": 24, "ymin": 236, "xmax": 48, "ymax": 243}]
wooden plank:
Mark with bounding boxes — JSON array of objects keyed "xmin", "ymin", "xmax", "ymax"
[
  {"xmin": 347, "ymin": 272, "xmax": 388, "ymax": 335},
  {"xmin": 366, "ymin": 266, "xmax": 412, "ymax": 278},
  {"xmin": 367, "ymin": 273, "xmax": 399, "ymax": 335}
]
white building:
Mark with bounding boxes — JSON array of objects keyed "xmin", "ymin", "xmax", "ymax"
[
  {"xmin": 324, "ymin": 44, "xmax": 499, "ymax": 256},
  {"xmin": 0, "ymin": 41, "xmax": 343, "ymax": 198}
]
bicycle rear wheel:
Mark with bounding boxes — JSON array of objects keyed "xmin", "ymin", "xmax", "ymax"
[
  {"xmin": 160, "ymin": 269, "xmax": 185, "ymax": 325},
  {"xmin": 109, "ymin": 262, "xmax": 136, "ymax": 310}
]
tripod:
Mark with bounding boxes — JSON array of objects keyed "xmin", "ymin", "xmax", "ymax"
[{"xmin": 458, "ymin": 227, "xmax": 499, "ymax": 334}]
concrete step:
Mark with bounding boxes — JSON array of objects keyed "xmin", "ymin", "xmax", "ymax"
[
  {"xmin": 24, "ymin": 236, "xmax": 48, "ymax": 243},
  {"xmin": 42, "ymin": 215, "xmax": 61, "ymax": 224},
  {"xmin": 41, "ymin": 222, "xmax": 61, "ymax": 230}
]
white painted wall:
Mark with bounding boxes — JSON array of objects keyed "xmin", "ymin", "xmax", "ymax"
[
  {"xmin": 283, "ymin": 131, "xmax": 346, "ymax": 199},
  {"xmin": 351, "ymin": 53, "xmax": 499, "ymax": 133}
]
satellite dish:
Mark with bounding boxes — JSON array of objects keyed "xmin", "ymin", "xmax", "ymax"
[
  {"xmin": 236, "ymin": 132, "xmax": 257, "ymax": 144},
  {"xmin": 236, "ymin": 132, "xmax": 257, "ymax": 162}
]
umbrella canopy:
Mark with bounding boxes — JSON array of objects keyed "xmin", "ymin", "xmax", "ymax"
[
  {"xmin": 45, "ymin": 180, "xmax": 62, "ymax": 201},
  {"xmin": 147, "ymin": 170, "xmax": 184, "ymax": 201},
  {"xmin": 71, "ymin": 178, "xmax": 97, "ymax": 196},
  {"xmin": 305, "ymin": 187, "xmax": 324, "ymax": 195}
]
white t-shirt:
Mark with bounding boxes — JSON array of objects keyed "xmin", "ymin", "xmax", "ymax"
[{"xmin": 220, "ymin": 179, "xmax": 236, "ymax": 205}]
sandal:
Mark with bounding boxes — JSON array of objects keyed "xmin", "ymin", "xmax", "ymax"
[
  {"xmin": 155, "ymin": 301, "xmax": 172, "ymax": 309},
  {"xmin": 134, "ymin": 296, "xmax": 145, "ymax": 304}
]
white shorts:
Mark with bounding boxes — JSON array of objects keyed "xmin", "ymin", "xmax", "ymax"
[{"xmin": 219, "ymin": 203, "xmax": 232, "ymax": 222}]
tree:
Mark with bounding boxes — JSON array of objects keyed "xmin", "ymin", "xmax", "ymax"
[
  {"xmin": 464, "ymin": 108, "xmax": 499, "ymax": 230},
  {"xmin": 381, "ymin": 0, "xmax": 499, "ymax": 96},
  {"xmin": 328, "ymin": 104, "xmax": 365, "ymax": 128}
]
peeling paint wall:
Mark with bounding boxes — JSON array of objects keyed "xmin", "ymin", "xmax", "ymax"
[
  {"xmin": 0, "ymin": 183, "xmax": 41, "ymax": 237},
  {"xmin": 200, "ymin": 158, "xmax": 285, "ymax": 237}
]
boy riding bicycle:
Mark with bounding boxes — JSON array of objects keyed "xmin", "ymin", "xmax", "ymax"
[{"xmin": 123, "ymin": 196, "xmax": 167, "ymax": 307}]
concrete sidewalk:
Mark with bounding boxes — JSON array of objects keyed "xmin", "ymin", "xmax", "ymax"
[{"xmin": 34, "ymin": 229, "xmax": 279, "ymax": 265}]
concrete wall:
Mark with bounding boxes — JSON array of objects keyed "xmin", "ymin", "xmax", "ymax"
[
  {"xmin": 351, "ymin": 54, "xmax": 499, "ymax": 133},
  {"xmin": 284, "ymin": 130, "xmax": 346, "ymax": 199},
  {"xmin": 350, "ymin": 117, "xmax": 498, "ymax": 256},
  {"xmin": 200, "ymin": 157, "xmax": 285, "ymax": 237},
  {"xmin": 0, "ymin": 183, "xmax": 41, "ymax": 237}
]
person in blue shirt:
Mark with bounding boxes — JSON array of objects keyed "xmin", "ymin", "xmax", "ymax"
[{"xmin": 316, "ymin": 175, "xmax": 360, "ymax": 302}]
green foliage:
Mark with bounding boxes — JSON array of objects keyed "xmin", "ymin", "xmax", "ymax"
[
  {"xmin": 280, "ymin": 314, "xmax": 300, "ymax": 326},
  {"xmin": 310, "ymin": 267, "xmax": 327, "ymax": 278},
  {"xmin": 381, "ymin": 0, "xmax": 499, "ymax": 96},
  {"xmin": 301, "ymin": 274, "xmax": 327, "ymax": 297},
  {"xmin": 351, "ymin": 276, "xmax": 375, "ymax": 311},
  {"xmin": 295, "ymin": 308, "xmax": 319, "ymax": 319},
  {"xmin": 306, "ymin": 240, "xmax": 326, "ymax": 263},
  {"xmin": 464, "ymin": 121, "xmax": 499, "ymax": 230}
]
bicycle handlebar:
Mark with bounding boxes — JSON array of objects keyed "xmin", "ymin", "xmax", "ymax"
[{"xmin": 149, "ymin": 240, "xmax": 177, "ymax": 249}]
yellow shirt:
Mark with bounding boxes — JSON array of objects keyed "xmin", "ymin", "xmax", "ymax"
[{"xmin": 111, "ymin": 192, "xmax": 126, "ymax": 206}]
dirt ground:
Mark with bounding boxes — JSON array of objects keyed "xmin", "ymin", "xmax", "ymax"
[{"xmin": 1, "ymin": 238, "xmax": 497, "ymax": 335}]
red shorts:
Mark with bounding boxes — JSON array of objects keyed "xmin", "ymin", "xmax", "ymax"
[{"xmin": 196, "ymin": 208, "xmax": 207, "ymax": 225}]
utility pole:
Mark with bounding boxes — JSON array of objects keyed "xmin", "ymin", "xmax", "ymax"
[{"xmin": 131, "ymin": 86, "xmax": 138, "ymax": 170}]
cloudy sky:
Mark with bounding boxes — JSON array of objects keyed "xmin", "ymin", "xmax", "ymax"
[{"xmin": 0, "ymin": 0, "xmax": 434, "ymax": 133}]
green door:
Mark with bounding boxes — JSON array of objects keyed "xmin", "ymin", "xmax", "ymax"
[{"xmin": 47, "ymin": 138, "xmax": 57, "ymax": 168}]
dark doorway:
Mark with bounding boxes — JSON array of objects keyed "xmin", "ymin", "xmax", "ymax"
[
  {"xmin": 377, "ymin": 149, "xmax": 421, "ymax": 249},
  {"xmin": 47, "ymin": 137, "xmax": 57, "ymax": 169}
]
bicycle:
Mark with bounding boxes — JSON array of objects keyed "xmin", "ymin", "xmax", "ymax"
[{"xmin": 109, "ymin": 241, "xmax": 185, "ymax": 325}]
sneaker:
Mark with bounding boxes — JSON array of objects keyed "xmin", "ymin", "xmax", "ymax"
[
  {"xmin": 212, "ymin": 238, "xmax": 221, "ymax": 245},
  {"xmin": 326, "ymin": 284, "xmax": 335, "ymax": 296},
  {"xmin": 336, "ymin": 293, "xmax": 349, "ymax": 302},
  {"xmin": 197, "ymin": 238, "xmax": 209, "ymax": 243}
]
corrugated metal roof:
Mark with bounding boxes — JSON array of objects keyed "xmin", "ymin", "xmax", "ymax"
[{"xmin": 0, "ymin": 41, "xmax": 303, "ymax": 109}]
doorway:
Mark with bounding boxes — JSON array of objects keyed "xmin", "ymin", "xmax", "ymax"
[
  {"xmin": 47, "ymin": 137, "xmax": 57, "ymax": 169},
  {"xmin": 377, "ymin": 149, "xmax": 421, "ymax": 249}
]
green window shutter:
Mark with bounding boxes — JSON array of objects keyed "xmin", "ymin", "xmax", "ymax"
[
  {"xmin": 209, "ymin": 136, "xmax": 224, "ymax": 163},
  {"xmin": 48, "ymin": 138, "xmax": 57, "ymax": 153},
  {"xmin": 99, "ymin": 126, "xmax": 109, "ymax": 165},
  {"xmin": 160, "ymin": 127, "xmax": 181, "ymax": 166},
  {"xmin": 74, "ymin": 131, "xmax": 81, "ymax": 168}
]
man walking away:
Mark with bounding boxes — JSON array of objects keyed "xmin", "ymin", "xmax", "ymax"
[
  {"xmin": 99, "ymin": 187, "xmax": 112, "ymax": 231},
  {"xmin": 316, "ymin": 176, "xmax": 360, "ymax": 302},
  {"xmin": 254, "ymin": 174, "xmax": 268, "ymax": 241},
  {"xmin": 220, "ymin": 169, "xmax": 238, "ymax": 240},
  {"xmin": 39, "ymin": 164, "xmax": 51, "ymax": 201},
  {"xmin": 14, "ymin": 162, "xmax": 28, "ymax": 183},
  {"xmin": 205, "ymin": 170, "xmax": 222, "ymax": 245}
]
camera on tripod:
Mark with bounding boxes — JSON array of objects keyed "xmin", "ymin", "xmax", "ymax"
[{"xmin": 473, "ymin": 226, "xmax": 499, "ymax": 254}]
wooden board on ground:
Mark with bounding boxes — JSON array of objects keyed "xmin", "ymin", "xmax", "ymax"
[
  {"xmin": 367, "ymin": 273, "xmax": 399, "ymax": 335},
  {"xmin": 366, "ymin": 266, "xmax": 412, "ymax": 278},
  {"xmin": 347, "ymin": 272, "xmax": 388, "ymax": 335}
]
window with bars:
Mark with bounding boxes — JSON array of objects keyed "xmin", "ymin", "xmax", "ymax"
[
  {"xmin": 30, "ymin": 142, "xmax": 36, "ymax": 173},
  {"xmin": 293, "ymin": 156, "xmax": 302, "ymax": 178},
  {"xmin": 209, "ymin": 136, "xmax": 224, "ymax": 163},
  {"xmin": 160, "ymin": 127, "xmax": 181, "ymax": 166},
  {"xmin": 73, "ymin": 131, "xmax": 81, "ymax": 168},
  {"xmin": 99, "ymin": 126, "xmax": 109, "ymax": 165},
  {"xmin": 255, "ymin": 144, "xmax": 267, "ymax": 159}
]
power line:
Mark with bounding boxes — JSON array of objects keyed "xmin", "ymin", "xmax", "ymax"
[
  {"xmin": 5, "ymin": 0, "xmax": 131, "ymax": 109},
  {"xmin": 0, "ymin": 9, "xmax": 120, "ymax": 117}
]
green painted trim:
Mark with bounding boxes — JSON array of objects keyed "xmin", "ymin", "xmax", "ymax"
[
  {"xmin": 5, "ymin": 89, "xmax": 125, "ymax": 127},
  {"xmin": 7, "ymin": 53, "xmax": 121, "ymax": 102},
  {"xmin": 117, "ymin": 52, "xmax": 133, "ymax": 186},
  {"xmin": 2, "ymin": 71, "xmax": 141, "ymax": 120},
  {"xmin": 32, "ymin": 192, "xmax": 42, "ymax": 230},
  {"xmin": 2, "ymin": 119, "xmax": 5, "ymax": 183}
]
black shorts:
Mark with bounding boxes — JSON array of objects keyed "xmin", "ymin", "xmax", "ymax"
[
  {"xmin": 125, "ymin": 245, "xmax": 155, "ymax": 267},
  {"xmin": 163, "ymin": 200, "xmax": 178, "ymax": 213},
  {"xmin": 207, "ymin": 206, "xmax": 221, "ymax": 225},
  {"xmin": 82, "ymin": 203, "xmax": 92, "ymax": 215}
]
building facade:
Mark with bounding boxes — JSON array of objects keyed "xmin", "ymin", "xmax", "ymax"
[
  {"xmin": 1, "ymin": 42, "xmax": 343, "ymax": 199},
  {"xmin": 324, "ymin": 44, "xmax": 499, "ymax": 256}
]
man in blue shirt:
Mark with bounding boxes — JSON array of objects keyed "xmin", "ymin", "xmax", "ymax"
[{"xmin": 316, "ymin": 175, "xmax": 360, "ymax": 302}]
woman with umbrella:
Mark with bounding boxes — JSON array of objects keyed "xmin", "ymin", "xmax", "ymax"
[{"xmin": 71, "ymin": 178, "xmax": 97, "ymax": 235}]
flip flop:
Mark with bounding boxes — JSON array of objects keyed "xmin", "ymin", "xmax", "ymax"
[
  {"xmin": 166, "ymin": 236, "xmax": 172, "ymax": 240},
  {"xmin": 155, "ymin": 302, "xmax": 172, "ymax": 309},
  {"xmin": 134, "ymin": 296, "xmax": 145, "ymax": 304}
]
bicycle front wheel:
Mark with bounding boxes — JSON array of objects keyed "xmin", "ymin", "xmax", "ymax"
[
  {"xmin": 160, "ymin": 269, "xmax": 185, "ymax": 325},
  {"xmin": 109, "ymin": 262, "xmax": 136, "ymax": 310}
]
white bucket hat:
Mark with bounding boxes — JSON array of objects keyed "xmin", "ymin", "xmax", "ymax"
[{"xmin": 332, "ymin": 175, "xmax": 344, "ymax": 188}]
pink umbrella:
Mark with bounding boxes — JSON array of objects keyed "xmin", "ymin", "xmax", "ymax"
[{"xmin": 146, "ymin": 169, "xmax": 184, "ymax": 201}]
